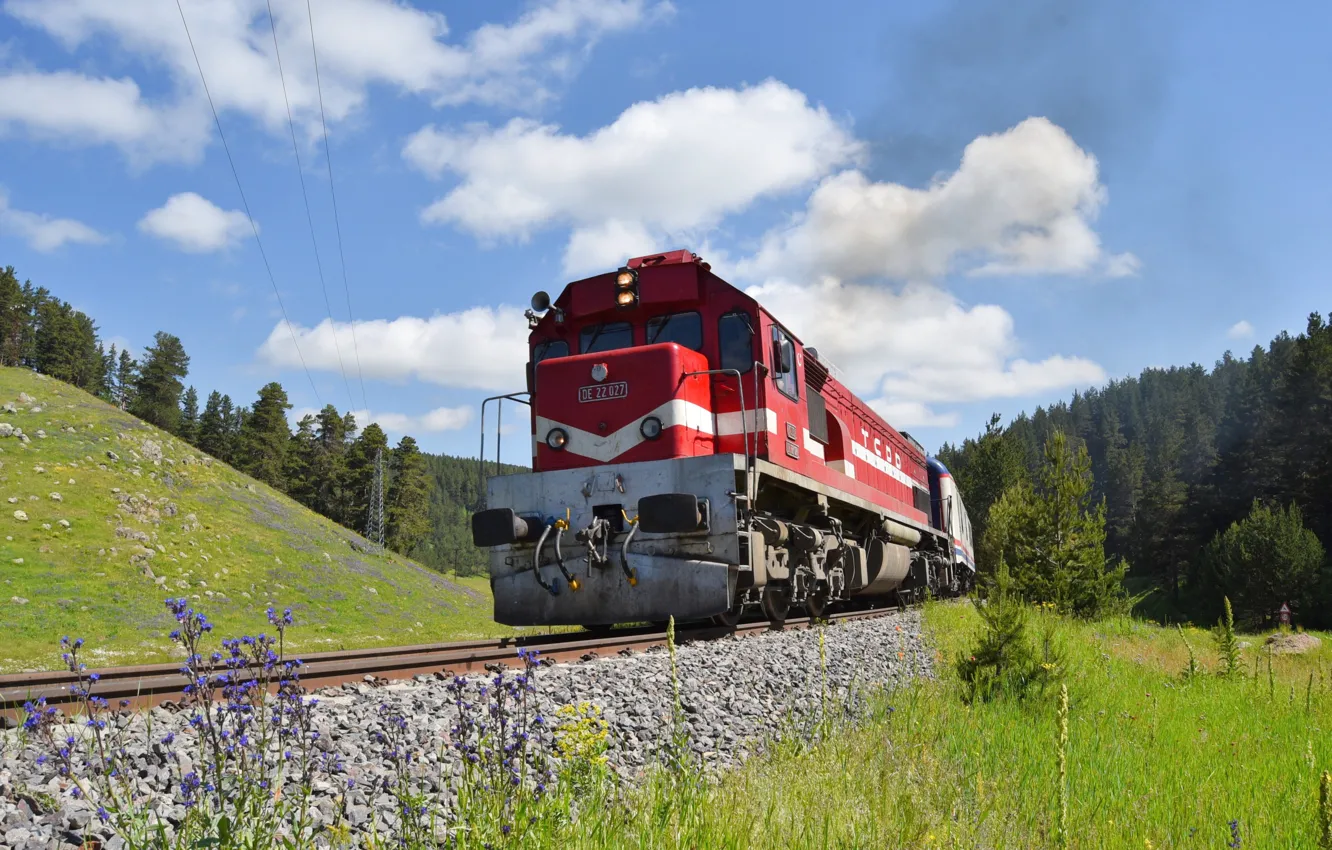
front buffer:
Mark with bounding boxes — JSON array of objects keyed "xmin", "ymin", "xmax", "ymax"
[{"xmin": 474, "ymin": 454, "xmax": 744, "ymax": 627}]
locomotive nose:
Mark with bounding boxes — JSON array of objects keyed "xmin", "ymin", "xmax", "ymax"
[{"xmin": 533, "ymin": 343, "xmax": 713, "ymax": 470}]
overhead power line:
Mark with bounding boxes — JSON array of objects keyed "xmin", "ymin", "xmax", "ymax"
[
  {"xmin": 305, "ymin": 0, "xmax": 369, "ymax": 414},
  {"xmin": 265, "ymin": 0, "xmax": 356, "ymax": 412},
  {"xmin": 174, "ymin": 0, "xmax": 322, "ymax": 406}
]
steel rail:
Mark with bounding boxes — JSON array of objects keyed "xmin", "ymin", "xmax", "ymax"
[{"xmin": 0, "ymin": 607, "xmax": 904, "ymax": 723}]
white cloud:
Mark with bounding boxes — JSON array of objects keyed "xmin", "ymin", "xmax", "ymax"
[
  {"xmin": 739, "ymin": 117, "xmax": 1137, "ymax": 282},
  {"xmin": 562, "ymin": 220, "xmax": 659, "ymax": 277},
  {"xmin": 295, "ymin": 405, "xmax": 473, "ymax": 435},
  {"xmin": 1227, "ymin": 320, "xmax": 1254, "ymax": 340},
  {"xmin": 0, "ymin": 70, "xmax": 208, "ymax": 165},
  {"xmin": 258, "ymin": 307, "xmax": 530, "ymax": 392},
  {"xmin": 374, "ymin": 406, "xmax": 474, "ymax": 433},
  {"xmin": 867, "ymin": 401, "xmax": 960, "ymax": 430},
  {"xmin": 138, "ymin": 192, "xmax": 252, "ymax": 252},
  {"xmin": 1, "ymin": 0, "xmax": 669, "ymax": 162},
  {"xmin": 405, "ymin": 79, "xmax": 863, "ymax": 273},
  {"xmin": 746, "ymin": 277, "xmax": 1107, "ymax": 428},
  {"xmin": 0, "ymin": 189, "xmax": 107, "ymax": 251}
]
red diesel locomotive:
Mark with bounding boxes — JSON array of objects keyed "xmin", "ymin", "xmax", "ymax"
[{"xmin": 472, "ymin": 249, "xmax": 975, "ymax": 628}]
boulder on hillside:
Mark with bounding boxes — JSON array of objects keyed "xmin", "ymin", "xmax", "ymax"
[
  {"xmin": 12, "ymin": 510, "xmax": 27, "ymax": 522},
  {"xmin": 1266, "ymin": 632, "xmax": 1321, "ymax": 655},
  {"xmin": 140, "ymin": 439, "xmax": 164, "ymax": 464}
]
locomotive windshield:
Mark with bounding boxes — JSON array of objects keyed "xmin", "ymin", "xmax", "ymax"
[
  {"xmin": 532, "ymin": 339, "xmax": 568, "ymax": 362},
  {"xmin": 580, "ymin": 321, "xmax": 632, "ymax": 353},
  {"xmin": 646, "ymin": 311, "xmax": 703, "ymax": 352}
]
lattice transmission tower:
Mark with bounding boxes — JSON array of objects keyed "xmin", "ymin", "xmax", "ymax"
[{"xmin": 367, "ymin": 447, "xmax": 386, "ymax": 548}]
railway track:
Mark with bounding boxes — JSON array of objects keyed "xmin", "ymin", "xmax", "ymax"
[{"xmin": 0, "ymin": 607, "xmax": 902, "ymax": 724}]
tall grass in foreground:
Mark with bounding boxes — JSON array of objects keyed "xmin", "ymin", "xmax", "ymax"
[
  {"xmin": 540, "ymin": 601, "xmax": 1332, "ymax": 849},
  {"xmin": 17, "ymin": 600, "xmax": 1332, "ymax": 848}
]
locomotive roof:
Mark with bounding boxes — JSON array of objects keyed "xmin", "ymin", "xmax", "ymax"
[{"xmin": 530, "ymin": 249, "xmax": 781, "ymax": 341}]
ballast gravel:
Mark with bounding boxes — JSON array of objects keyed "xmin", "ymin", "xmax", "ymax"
[{"xmin": 0, "ymin": 610, "xmax": 931, "ymax": 849}]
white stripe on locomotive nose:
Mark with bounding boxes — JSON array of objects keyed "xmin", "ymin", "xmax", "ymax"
[{"xmin": 536, "ymin": 399, "xmax": 716, "ymax": 463}]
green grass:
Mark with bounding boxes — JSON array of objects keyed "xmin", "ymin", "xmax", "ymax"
[
  {"xmin": 0, "ymin": 367, "xmax": 536, "ymax": 672},
  {"xmin": 527, "ymin": 602, "xmax": 1332, "ymax": 849}
]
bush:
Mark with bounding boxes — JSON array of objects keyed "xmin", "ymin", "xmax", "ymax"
[
  {"xmin": 955, "ymin": 558, "xmax": 1065, "ymax": 704},
  {"xmin": 1192, "ymin": 500, "xmax": 1324, "ymax": 628}
]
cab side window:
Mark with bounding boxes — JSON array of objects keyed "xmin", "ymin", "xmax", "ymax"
[
  {"xmin": 771, "ymin": 325, "xmax": 799, "ymax": 399},
  {"xmin": 718, "ymin": 311, "xmax": 755, "ymax": 374}
]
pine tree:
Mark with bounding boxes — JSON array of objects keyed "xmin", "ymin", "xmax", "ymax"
[
  {"xmin": 228, "ymin": 402, "xmax": 248, "ymax": 464},
  {"xmin": 197, "ymin": 391, "xmax": 228, "ymax": 459},
  {"xmin": 342, "ymin": 422, "xmax": 388, "ymax": 534},
  {"xmin": 284, "ymin": 415, "xmax": 320, "ymax": 508},
  {"xmin": 238, "ymin": 382, "xmax": 291, "ymax": 488},
  {"xmin": 115, "ymin": 349, "xmax": 138, "ymax": 411},
  {"xmin": 954, "ymin": 557, "xmax": 1058, "ymax": 703},
  {"xmin": 130, "ymin": 332, "xmax": 189, "ymax": 431},
  {"xmin": 313, "ymin": 405, "xmax": 349, "ymax": 520},
  {"xmin": 386, "ymin": 436, "xmax": 430, "ymax": 554},
  {"xmin": 983, "ymin": 431, "xmax": 1127, "ymax": 618},
  {"xmin": 178, "ymin": 386, "xmax": 200, "ymax": 444},
  {"xmin": 0, "ymin": 266, "xmax": 24, "ymax": 366},
  {"xmin": 944, "ymin": 412, "xmax": 1028, "ymax": 569},
  {"xmin": 1100, "ymin": 405, "xmax": 1144, "ymax": 561},
  {"xmin": 96, "ymin": 343, "xmax": 116, "ymax": 402}
]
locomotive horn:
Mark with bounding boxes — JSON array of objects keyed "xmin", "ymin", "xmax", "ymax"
[{"xmin": 530, "ymin": 290, "xmax": 551, "ymax": 312}]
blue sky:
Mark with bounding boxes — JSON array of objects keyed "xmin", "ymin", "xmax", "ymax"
[{"xmin": 1, "ymin": 0, "xmax": 1329, "ymax": 457}]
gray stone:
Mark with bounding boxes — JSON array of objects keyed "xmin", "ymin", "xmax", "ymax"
[{"xmin": 13, "ymin": 510, "xmax": 27, "ymax": 521}]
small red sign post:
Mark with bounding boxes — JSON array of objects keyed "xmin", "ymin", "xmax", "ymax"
[{"xmin": 1279, "ymin": 603, "xmax": 1291, "ymax": 625}]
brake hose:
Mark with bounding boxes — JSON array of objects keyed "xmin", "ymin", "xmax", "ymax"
[
  {"xmin": 532, "ymin": 524, "xmax": 558, "ymax": 596},
  {"xmin": 619, "ymin": 517, "xmax": 639, "ymax": 586},
  {"xmin": 553, "ymin": 521, "xmax": 579, "ymax": 591}
]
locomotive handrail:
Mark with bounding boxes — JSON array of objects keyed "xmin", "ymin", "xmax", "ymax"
[
  {"xmin": 477, "ymin": 391, "xmax": 532, "ymax": 509},
  {"xmin": 682, "ymin": 366, "xmax": 759, "ymax": 528}
]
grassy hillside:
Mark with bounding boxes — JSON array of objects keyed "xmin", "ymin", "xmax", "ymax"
[{"xmin": 0, "ymin": 366, "xmax": 517, "ymax": 673}]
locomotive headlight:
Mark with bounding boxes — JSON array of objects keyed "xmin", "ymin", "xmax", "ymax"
[
  {"xmin": 640, "ymin": 416, "xmax": 662, "ymax": 440},
  {"xmin": 545, "ymin": 428, "xmax": 569, "ymax": 450},
  {"xmin": 590, "ymin": 362, "xmax": 609, "ymax": 383},
  {"xmin": 615, "ymin": 266, "xmax": 638, "ymax": 309}
]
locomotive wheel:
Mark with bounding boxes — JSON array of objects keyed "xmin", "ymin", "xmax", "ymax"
[
  {"xmin": 806, "ymin": 589, "xmax": 831, "ymax": 620},
  {"xmin": 711, "ymin": 598, "xmax": 746, "ymax": 628},
  {"xmin": 761, "ymin": 584, "xmax": 792, "ymax": 625}
]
